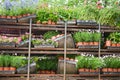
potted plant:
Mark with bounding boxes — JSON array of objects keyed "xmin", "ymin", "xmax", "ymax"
[
  {"xmin": 73, "ymin": 32, "xmax": 83, "ymax": 47},
  {"xmin": 76, "ymin": 54, "xmax": 103, "ymax": 74},
  {"xmin": 3, "ymin": 55, "xmax": 11, "ymax": 71},
  {"xmin": 10, "ymin": 56, "xmax": 18, "ymax": 71},
  {"xmin": 93, "ymin": 32, "xmax": 101, "ymax": 45},
  {"xmin": 102, "ymin": 55, "xmax": 120, "ymax": 73},
  {"xmin": 0, "ymin": 55, "xmax": 4, "ymax": 71}
]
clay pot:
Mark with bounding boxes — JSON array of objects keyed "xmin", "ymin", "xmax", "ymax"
[
  {"xmin": 107, "ymin": 68, "xmax": 113, "ymax": 72},
  {"xmin": 102, "ymin": 68, "xmax": 108, "ymax": 72},
  {"xmin": 105, "ymin": 40, "xmax": 111, "ymax": 47},
  {"xmin": 79, "ymin": 68, "xmax": 85, "ymax": 72},
  {"xmin": 51, "ymin": 71, "xmax": 55, "ymax": 74},
  {"xmin": 10, "ymin": 67, "xmax": 16, "ymax": 71},
  {"xmin": 58, "ymin": 56, "xmax": 64, "ymax": 60},
  {"xmin": 7, "ymin": 16, "xmax": 11, "ymax": 19},
  {"xmin": 113, "ymin": 68, "xmax": 117, "ymax": 72},
  {"xmin": 36, "ymin": 21, "xmax": 41, "ymax": 24},
  {"xmin": 0, "ymin": 67, "xmax": 4, "ymax": 71},
  {"xmin": 1, "ymin": 15, "xmax": 6, "ymax": 18},
  {"xmin": 90, "ymin": 69, "xmax": 96, "ymax": 72},
  {"xmin": 41, "ymin": 70, "xmax": 45, "ymax": 74},
  {"xmin": 4, "ymin": 67, "xmax": 10, "ymax": 71},
  {"xmin": 11, "ymin": 16, "xmax": 17, "ymax": 19},
  {"xmin": 17, "ymin": 15, "xmax": 22, "ymax": 18},
  {"xmin": 48, "ymin": 20, "xmax": 52, "ymax": 24},
  {"xmin": 76, "ymin": 42, "xmax": 83, "ymax": 47},
  {"xmin": 117, "ymin": 68, "xmax": 120, "ymax": 72},
  {"xmin": 51, "ymin": 22, "xmax": 56, "ymax": 25},
  {"xmin": 83, "ymin": 42, "xmax": 89, "ymax": 45},
  {"xmin": 27, "ymin": 13, "xmax": 31, "ymax": 16},
  {"xmin": 84, "ymin": 68, "xmax": 89, "ymax": 72},
  {"xmin": 93, "ymin": 42, "xmax": 99, "ymax": 45},
  {"xmin": 117, "ymin": 43, "xmax": 120, "ymax": 47},
  {"xmin": 111, "ymin": 43, "xmax": 117, "ymax": 47},
  {"xmin": 89, "ymin": 42, "xmax": 94, "ymax": 45},
  {"xmin": 22, "ymin": 14, "xmax": 26, "ymax": 17}
]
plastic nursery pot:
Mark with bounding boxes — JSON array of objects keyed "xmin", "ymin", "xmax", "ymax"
[
  {"xmin": 51, "ymin": 21, "xmax": 56, "ymax": 25},
  {"xmin": 3, "ymin": 67, "xmax": 10, "ymax": 71},
  {"xmin": 17, "ymin": 15, "xmax": 22, "ymax": 18},
  {"xmin": 105, "ymin": 40, "xmax": 111, "ymax": 47},
  {"xmin": 84, "ymin": 68, "xmax": 90, "ymax": 72},
  {"xmin": 0, "ymin": 67, "xmax": 4, "ymax": 71},
  {"xmin": 50, "ymin": 70, "xmax": 55, "ymax": 74},
  {"xmin": 10, "ymin": 67, "xmax": 16, "ymax": 71}
]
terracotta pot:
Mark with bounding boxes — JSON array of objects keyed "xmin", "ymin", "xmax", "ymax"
[
  {"xmin": 17, "ymin": 15, "xmax": 22, "ymax": 18},
  {"xmin": 45, "ymin": 70, "xmax": 51, "ymax": 74},
  {"xmin": 11, "ymin": 16, "xmax": 17, "ymax": 19},
  {"xmin": 90, "ymin": 69, "xmax": 96, "ymax": 72},
  {"xmin": 22, "ymin": 14, "xmax": 26, "ymax": 17},
  {"xmin": 0, "ymin": 67, "xmax": 4, "ymax": 71},
  {"xmin": 10, "ymin": 67, "xmax": 16, "ymax": 71},
  {"xmin": 42, "ymin": 21, "xmax": 48, "ymax": 24},
  {"xmin": 4, "ymin": 67, "xmax": 10, "ymax": 71},
  {"xmin": 117, "ymin": 68, "xmax": 120, "ymax": 72},
  {"xmin": 79, "ymin": 68, "xmax": 85, "ymax": 72},
  {"xmin": 93, "ymin": 42, "xmax": 99, "ymax": 45},
  {"xmin": 83, "ymin": 42, "xmax": 89, "ymax": 45},
  {"xmin": 48, "ymin": 20, "xmax": 52, "ymax": 24},
  {"xmin": 51, "ymin": 22, "xmax": 56, "ymax": 25},
  {"xmin": 111, "ymin": 43, "xmax": 117, "ymax": 47},
  {"xmin": 7, "ymin": 16, "xmax": 11, "ymax": 19},
  {"xmin": 107, "ymin": 68, "xmax": 113, "ymax": 72},
  {"xmin": 27, "ymin": 13, "xmax": 31, "ymax": 16},
  {"xmin": 41, "ymin": 70, "xmax": 45, "ymax": 74},
  {"xmin": 36, "ymin": 21, "xmax": 41, "ymax": 24},
  {"xmin": 51, "ymin": 71, "xmax": 55, "ymax": 74},
  {"xmin": 113, "ymin": 68, "xmax": 117, "ymax": 72},
  {"xmin": 102, "ymin": 68, "xmax": 108, "ymax": 72},
  {"xmin": 76, "ymin": 42, "xmax": 83, "ymax": 47},
  {"xmin": 89, "ymin": 42, "xmax": 94, "ymax": 45},
  {"xmin": 84, "ymin": 68, "xmax": 89, "ymax": 72},
  {"xmin": 95, "ymin": 69, "xmax": 99, "ymax": 72},
  {"xmin": 58, "ymin": 56, "xmax": 64, "ymax": 60},
  {"xmin": 117, "ymin": 43, "xmax": 120, "ymax": 47},
  {"xmin": 1, "ymin": 15, "xmax": 6, "ymax": 18},
  {"xmin": 105, "ymin": 40, "xmax": 111, "ymax": 47}
]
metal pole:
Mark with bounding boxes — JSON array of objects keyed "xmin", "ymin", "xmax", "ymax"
[
  {"xmin": 63, "ymin": 21, "xmax": 67, "ymax": 80},
  {"xmin": 98, "ymin": 22, "xmax": 101, "ymax": 80},
  {"xmin": 27, "ymin": 18, "xmax": 32, "ymax": 80}
]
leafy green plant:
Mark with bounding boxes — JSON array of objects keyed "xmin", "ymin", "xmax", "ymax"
[
  {"xmin": 93, "ymin": 32, "xmax": 101, "ymax": 42},
  {"xmin": 76, "ymin": 54, "xmax": 104, "ymax": 69},
  {"xmin": 32, "ymin": 39, "xmax": 44, "ymax": 45},
  {"xmin": 3, "ymin": 55, "xmax": 11, "ymax": 67},
  {"xmin": 73, "ymin": 32, "xmax": 83, "ymax": 43},
  {"xmin": 0, "ymin": 55, "xmax": 4, "ymax": 67},
  {"xmin": 102, "ymin": 55, "xmax": 120, "ymax": 68},
  {"xmin": 43, "ymin": 31, "xmax": 60, "ymax": 40}
]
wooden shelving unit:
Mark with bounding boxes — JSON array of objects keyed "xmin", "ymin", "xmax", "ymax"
[{"xmin": 0, "ymin": 21, "xmax": 120, "ymax": 80}]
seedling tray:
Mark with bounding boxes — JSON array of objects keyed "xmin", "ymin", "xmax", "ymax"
[
  {"xmin": 34, "ymin": 45, "xmax": 55, "ymax": 48},
  {"xmin": 79, "ymin": 72, "xmax": 99, "ymax": 74},
  {"xmin": 102, "ymin": 72, "xmax": 120, "ymax": 74},
  {"xmin": 0, "ymin": 42, "xmax": 15, "ymax": 48}
]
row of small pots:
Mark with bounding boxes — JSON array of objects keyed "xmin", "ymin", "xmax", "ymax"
[
  {"xmin": 106, "ymin": 40, "xmax": 120, "ymax": 47},
  {"xmin": 36, "ymin": 20, "xmax": 56, "ymax": 25},
  {"xmin": 0, "ymin": 67, "xmax": 16, "ymax": 71},
  {"xmin": 76, "ymin": 42, "xmax": 99, "ymax": 47},
  {"xmin": 0, "ymin": 13, "xmax": 32, "ymax": 19},
  {"xmin": 78, "ymin": 68, "xmax": 120, "ymax": 73},
  {"xmin": 39, "ymin": 70, "xmax": 56, "ymax": 74}
]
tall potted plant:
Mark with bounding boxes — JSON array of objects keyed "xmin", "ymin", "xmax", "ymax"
[
  {"xmin": 0, "ymin": 55, "xmax": 4, "ymax": 71},
  {"xmin": 3, "ymin": 55, "xmax": 11, "ymax": 71}
]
